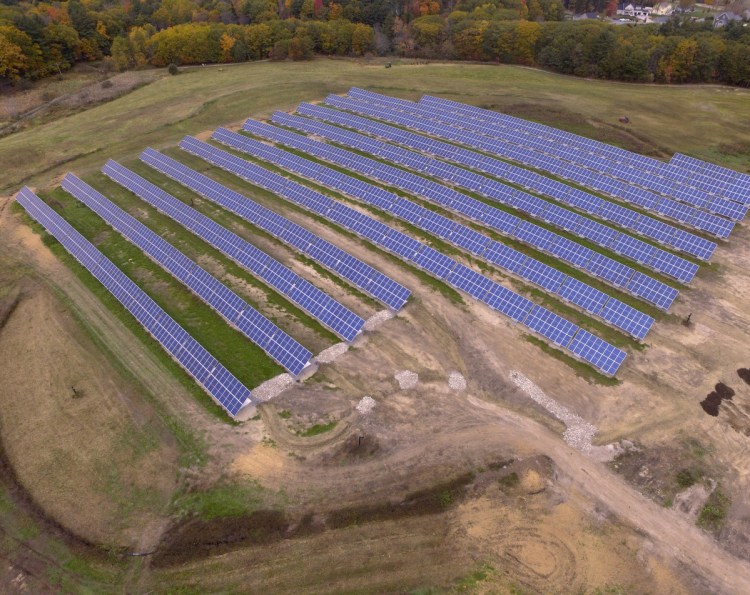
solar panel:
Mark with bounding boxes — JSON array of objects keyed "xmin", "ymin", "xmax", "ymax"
[
  {"xmin": 63, "ymin": 171, "xmax": 313, "ymax": 377},
  {"xmin": 134, "ymin": 147, "xmax": 411, "ymax": 314},
  {"xmin": 598, "ymin": 298, "xmax": 653, "ymax": 341},
  {"xmin": 326, "ymin": 93, "xmax": 729, "ymax": 239},
  {"xmin": 185, "ymin": 135, "xmax": 626, "ymax": 372},
  {"xmin": 266, "ymin": 112, "xmax": 696, "ymax": 286},
  {"xmin": 130, "ymin": 151, "xmax": 365, "ymax": 342},
  {"xmin": 557, "ymin": 277, "xmax": 608, "ymax": 315},
  {"xmin": 626, "ymin": 271, "xmax": 678, "ymax": 311},
  {"xmin": 16, "ymin": 186, "xmax": 254, "ymax": 417},
  {"xmin": 413, "ymin": 94, "xmax": 745, "ymax": 223},
  {"xmin": 523, "ymin": 305, "xmax": 578, "ymax": 347},
  {"xmin": 567, "ymin": 328, "xmax": 627, "ymax": 376}
]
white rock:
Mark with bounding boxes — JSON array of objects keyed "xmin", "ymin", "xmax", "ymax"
[
  {"xmin": 356, "ymin": 395, "xmax": 376, "ymax": 415},
  {"xmin": 252, "ymin": 373, "xmax": 294, "ymax": 402},
  {"xmin": 315, "ymin": 342, "xmax": 349, "ymax": 364},
  {"xmin": 448, "ymin": 371, "xmax": 467, "ymax": 391},
  {"xmin": 395, "ymin": 370, "xmax": 419, "ymax": 390},
  {"xmin": 364, "ymin": 309, "xmax": 394, "ymax": 331}
]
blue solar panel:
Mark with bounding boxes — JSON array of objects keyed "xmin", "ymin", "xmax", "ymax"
[
  {"xmin": 412, "ymin": 94, "xmax": 741, "ymax": 225},
  {"xmin": 327, "ymin": 93, "xmax": 728, "ymax": 240},
  {"xmin": 557, "ymin": 277, "xmax": 608, "ymax": 315},
  {"xmin": 412, "ymin": 246, "xmax": 456, "ymax": 279},
  {"xmin": 66, "ymin": 169, "xmax": 313, "ymax": 377},
  {"xmin": 16, "ymin": 186, "xmax": 254, "ymax": 417},
  {"xmin": 446, "ymin": 263, "xmax": 493, "ymax": 300},
  {"xmin": 567, "ymin": 328, "xmax": 626, "ymax": 376},
  {"xmin": 520, "ymin": 259, "xmax": 567, "ymax": 292},
  {"xmin": 483, "ymin": 241, "xmax": 528, "ymax": 274},
  {"xmin": 200, "ymin": 132, "xmax": 626, "ymax": 371},
  {"xmin": 515, "ymin": 221, "xmax": 559, "ymax": 253},
  {"xmin": 483, "ymin": 284, "xmax": 535, "ymax": 323},
  {"xmin": 626, "ymin": 271, "xmax": 678, "ymax": 311},
  {"xmin": 248, "ymin": 117, "xmax": 684, "ymax": 301},
  {"xmin": 587, "ymin": 252, "xmax": 635, "ymax": 288},
  {"xmin": 598, "ymin": 298, "xmax": 653, "ymax": 340},
  {"xmin": 523, "ymin": 305, "xmax": 578, "ymax": 346},
  {"xmin": 610, "ymin": 234, "xmax": 657, "ymax": 265},
  {"xmin": 548, "ymin": 237, "xmax": 594, "ymax": 268},
  {"xmin": 133, "ymin": 150, "xmax": 365, "ymax": 342}
]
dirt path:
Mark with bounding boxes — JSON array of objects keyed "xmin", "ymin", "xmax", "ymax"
[{"xmin": 467, "ymin": 396, "xmax": 750, "ymax": 594}]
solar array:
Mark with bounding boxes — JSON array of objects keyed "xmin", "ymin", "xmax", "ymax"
[
  {"xmin": 297, "ymin": 102, "xmax": 716, "ymax": 263},
  {"xmin": 324, "ymin": 92, "xmax": 735, "ymax": 239},
  {"xmin": 61, "ymin": 172, "xmax": 314, "ymax": 377},
  {"xmin": 256, "ymin": 113, "xmax": 679, "ymax": 311},
  {"xmin": 133, "ymin": 150, "xmax": 409, "ymax": 312},
  {"xmin": 15, "ymin": 186, "xmax": 254, "ymax": 416},
  {"xmin": 178, "ymin": 134, "xmax": 627, "ymax": 375},
  {"xmin": 670, "ymin": 153, "xmax": 750, "ymax": 206},
  {"xmin": 108, "ymin": 155, "xmax": 365, "ymax": 342},
  {"xmin": 215, "ymin": 126, "xmax": 654, "ymax": 340},
  {"xmin": 413, "ymin": 92, "xmax": 750, "ymax": 211}
]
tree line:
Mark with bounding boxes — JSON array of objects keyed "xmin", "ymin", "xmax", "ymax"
[{"xmin": 1, "ymin": 0, "xmax": 749, "ymax": 87}]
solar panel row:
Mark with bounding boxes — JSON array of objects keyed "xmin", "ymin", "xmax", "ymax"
[
  {"xmin": 256, "ymin": 114, "xmax": 679, "ymax": 311},
  {"xmin": 670, "ymin": 153, "xmax": 750, "ymax": 206},
  {"xmin": 61, "ymin": 172, "xmax": 314, "ymax": 377},
  {"xmin": 399, "ymin": 89, "xmax": 750, "ymax": 209},
  {"xmin": 131, "ymin": 152, "xmax": 409, "ymax": 313},
  {"xmin": 406, "ymin": 91, "xmax": 750, "ymax": 217},
  {"xmin": 296, "ymin": 102, "xmax": 715, "ymax": 264},
  {"xmin": 178, "ymin": 135, "xmax": 626, "ymax": 375},
  {"xmin": 215, "ymin": 127, "xmax": 653, "ymax": 340},
  {"xmin": 326, "ymin": 93, "xmax": 735, "ymax": 239},
  {"xmin": 16, "ymin": 186, "xmax": 254, "ymax": 416},
  {"xmin": 108, "ymin": 155, "xmax": 365, "ymax": 343}
]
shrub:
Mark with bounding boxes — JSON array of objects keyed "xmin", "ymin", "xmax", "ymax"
[{"xmin": 167, "ymin": 63, "xmax": 179, "ymax": 75}]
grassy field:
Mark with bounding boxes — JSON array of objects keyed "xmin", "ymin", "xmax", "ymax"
[{"xmin": 3, "ymin": 58, "xmax": 750, "ymax": 196}]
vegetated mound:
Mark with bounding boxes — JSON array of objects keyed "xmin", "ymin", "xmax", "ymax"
[
  {"xmin": 700, "ymin": 383, "xmax": 736, "ymax": 417},
  {"xmin": 738, "ymin": 368, "xmax": 750, "ymax": 386}
]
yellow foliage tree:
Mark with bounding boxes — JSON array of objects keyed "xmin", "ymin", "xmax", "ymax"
[{"xmin": 220, "ymin": 33, "xmax": 236, "ymax": 62}]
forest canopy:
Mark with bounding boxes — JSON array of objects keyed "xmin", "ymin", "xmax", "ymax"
[{"xmin": 1, "ymin": 0, "xmax": 749, "ymax": 86}]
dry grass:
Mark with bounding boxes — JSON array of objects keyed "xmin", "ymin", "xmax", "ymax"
[{"xmin": 3, "ymin": 58, "xmax": 750, "ymax": 195}]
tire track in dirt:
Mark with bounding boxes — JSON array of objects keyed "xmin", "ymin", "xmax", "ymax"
[{"xmin": 467, "ymin": 395, "xmax": 750, "ymax": 595}]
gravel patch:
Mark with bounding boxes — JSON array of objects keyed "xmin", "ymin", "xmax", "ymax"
[
  {"xmin": 448, "ymin": 371, "xmax": 467, "ymax": 391},
  {"xmin": 252, "ymin": 373, "xmax": 295, "ymax": 402},
  {"xmin": 315, "ymin": 342, "xmax": 349, "ymax": 364},
  {"xmin": 510, "ymin": 370, "xmax": 623, "ymax": 461},
  {"xmin": 356, "ymin": 396, "xmax": 376, "ymax": 415},
  {"xmin": 364, "ymin": 309, "xmax": 394, "ymax": 331},
  {"xmin": 395, "ymin": 370, "xmax": 419, "ymax": 390}
]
